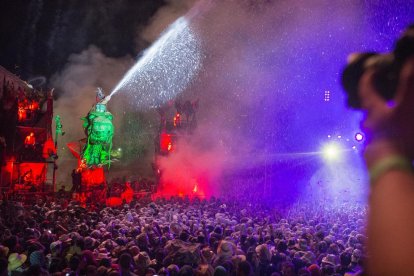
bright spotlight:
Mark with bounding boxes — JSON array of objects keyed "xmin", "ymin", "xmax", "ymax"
[
  {"xmin": 322, "ymin": 143, "xmax": 341, "ymax": 161},
  {"xmin": 355, "ymin": 133, "xmax": 364, "ymax": 142}
]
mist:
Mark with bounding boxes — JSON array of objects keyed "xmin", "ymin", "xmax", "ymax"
[
  {"xmin": 50, "ymin": 0, "xmax": 413, "ymax": 203},
  {"xmin": 153, "ymin": 0, "xmax": 368, "ymax": 200},
  {"xmin": 51, "ymin": 46, "xmax": 134, "ymax": 185},
  {"xmin": 51, "ymin": 0, "xmax": 195, "ymax": 186}
]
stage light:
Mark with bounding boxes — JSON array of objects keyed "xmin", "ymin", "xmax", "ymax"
[
  {"xmin": 322, "ymin": 142, "xmax": 341, "ymax": 161},
  {"xmin": 355, "ymin": 133, "xmax": 364, "ymax": 142},
  {"xmin": 324, "ymin": 90, "xmax": 330, "ymax": 102}
]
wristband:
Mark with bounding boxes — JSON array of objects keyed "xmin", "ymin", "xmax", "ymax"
[{"xmin": 369, "ymin": 155, "xmax": 413, "ymax": 184}]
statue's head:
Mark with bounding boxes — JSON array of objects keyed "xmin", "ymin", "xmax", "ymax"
[{"xmin": 96, "ymin": 103, "xmax": 106, "ymax": 113}]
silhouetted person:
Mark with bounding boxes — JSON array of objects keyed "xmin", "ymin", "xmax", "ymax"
[{"xmin": 71, "ymin": 169, "xmax": 82, "ymax": 193}]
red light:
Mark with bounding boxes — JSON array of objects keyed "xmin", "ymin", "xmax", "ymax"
[
  {"xmin": 29, "ymin": 101, "xmax": 39, "ymax": 111},
  {"xmin": 42, "ymin": 139, "xmax": 56, "ymax": 159},
  {"xmin": 13, "ymin": 163, "xmax": 47, "ymax": 191},
  {"xmin": 160, "ymin": 133, "xmax": 174, "ymax": 153},
  {"xmin": 81, "ymin": 166, "xmax": 105, "ymax": 186},
  {"xmin": 24, "ymin": 132, "xmax": 36, "ymax": 146},
  {"xmin": 17, "ymin": 99, "xmax": 40, "ymax": 121},
  {"xmin": 79, "ymin": 159, "xmax": 87, "ymax": 169},
  {"xmin": 18, "ymin": 108, "xmax": 26, "ymax": 121},
  {"xmin": 173, "ymin": 113, "xmax": 181, "ymax": 127}
]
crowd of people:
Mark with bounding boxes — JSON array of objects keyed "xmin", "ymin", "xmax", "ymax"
[{"xmin": 0, "ymin": 194, "xmax": 367, "ymax": 276}]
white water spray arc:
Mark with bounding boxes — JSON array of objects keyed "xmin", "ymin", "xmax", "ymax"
[{"xmin": 104, "ymin": 5, "xmax": 207, "ymax": 108}]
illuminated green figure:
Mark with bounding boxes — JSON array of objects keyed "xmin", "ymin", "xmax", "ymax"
[
  {"xmin": 81, "ymin": 103, "xmax": 114, "ymax": 167},
  {"xmin": 55, "ymin": 115, "xmax": 64, "ymax": 136},
  {"xmin": 54, "ymin": 115, "xmax": 64, "ymax": 147}
]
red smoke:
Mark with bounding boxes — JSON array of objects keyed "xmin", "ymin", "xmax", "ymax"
[{"xmin": 153, "ymin": 136, "xmax": 226, "ymax": 199}]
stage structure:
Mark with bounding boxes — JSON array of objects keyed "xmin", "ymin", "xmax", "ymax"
[
  {"xmin": 0, "ymin": 66, "xmax": 57, "ymax": 197},
  {"xmin": 153, "ymin": 99, "xmax": 199, "ymax": 191},
  {"xmin": 156, "ymin": 99, "xmax": 198, "ymax": 156},
  {"xmin": 67, "ymin": 88, "xmax": 115, "ymax": 206}
]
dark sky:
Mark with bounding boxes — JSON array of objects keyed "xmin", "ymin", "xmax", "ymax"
[{"xmin": 0, "ymin": 0, "xmax": 165, "ymax": 80}]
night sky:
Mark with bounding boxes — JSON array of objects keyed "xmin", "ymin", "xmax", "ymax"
[{"xmin": 0, "ymin": 0, "xmax": 165, "ymax": 80}]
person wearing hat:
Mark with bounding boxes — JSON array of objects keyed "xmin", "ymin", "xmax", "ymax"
[
  {"xmin": 321, "ymin": 254, "xmax": 337, "ymax": 270},
  {"xmin": 212, "ymin": 240, "xmax": 235, "ymax": 268},
  {"xmin": 7, "ymin": 253, "xmax": 27, "ymax": 274},
  {"xmin": 29, "ymin": 250, "xmax": 46, "ymax": 269}
]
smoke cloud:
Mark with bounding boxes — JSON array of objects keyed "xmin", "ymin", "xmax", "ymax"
[
  {"xmin": 50, "ymin": 0, "xmax": 196, "ymax": 186},
  {"xmin": 51, "ymin": 46, "xmax": 133, "ymax": 185},
  {"xmin": 139, "ymin": 0, "xmax": 197, "ymax": 44},
  {"xmin": 51, "ymin": 0, "xmax": 411, "ymax": 202},
  {"xmin": 154, "ymin": 0, "xmax": 370, "ymax": 198}
]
